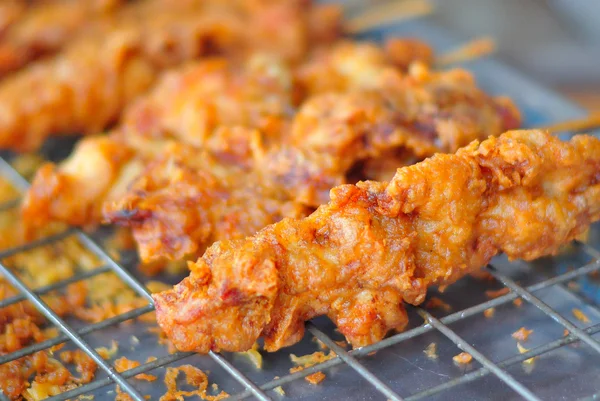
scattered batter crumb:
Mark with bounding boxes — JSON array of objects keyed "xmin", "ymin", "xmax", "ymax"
[
  {"xmin": 424, "ymin": 342, "xmax": 438, "ymax": 360},
  {"xmin": 573, "ymin": 308, "xmax": 590, "ymax": 323},
  {"xmin": 78, "ymin": 395, "xmax": 94, "ymax": 400},
  {"xmin": 485, "ymin": 288, "xmax": 510, "ymax": 299},
  {"xmin": 567, "ymin": 281, "xmax": 580, "ymax": 291},
  {"xmin": 453, "ymin": 352, "xmax": 473, "ymax": 365},
  {"xmin": 483, "ymin": 308, "xmax": 495, "ymax": 318},
  {"xmin": 334, "ymin": 340, "xmax": 348, "ymax": 348},
  {"xmin": 513, "ymin": 298, "xmax": 523, "ymax": 307},
  {"xmin": 512, "ymin": 327, "xmax": 533, "ymax": 342},
  {"xmin": 160, "ymin": 365, "xmax": 228, "ymax": 401},
  {"xmin": 425, "ymin": 296, "xmax": 452, "ymax": 312},
  {"xmin": 96, "ymin": 340, "xmax": 119, "ymax": 359},
  {"xmin": 114, "ymin": 357, "xmax": 157, "ymax": 382},
  {"xmin": 305, "ymin": 372, "xmax": 326, "ymax": 385},
  {"xmin": 239, "ymin": 342, "xmax": 263, "ymax": 369},
  {"xmin": 212, "ymin": 383, "xmax": 219, "ymax": 391},
  {"xmin": 564, "ymin": 329, "xmax": 570, "ymax": 337},
  {"xmin": 289, "ymin": 350, "xmax": 336, "ymax": 383},
  {"xmin": 290, "ymin": 350, "xmax": 336, "ymax": 368},
  {"xmin": 272, "ymin": 379, "xmax": 285, "ymax": 396},
  {"xmin": 517, "ymin": 343, "xmax": 535, "ymax": 365},
  {"xmin": 367, "ymin": 351, "xmax": 377, "ymax": 356}
]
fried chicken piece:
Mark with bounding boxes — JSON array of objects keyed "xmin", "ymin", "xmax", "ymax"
[
  {"xmin": 0, "ymin": 0, "xmax": 123, "ymax": 77},
  {"xmin": 105, "ymin": 140, "xmax": 308, "ymax": 262},
  {"xmin": 0, "ymin": 1, "xmax": 26, "ymax": 38},
  {"xmin": 0, "ymin": 0, "xmax": 342, "ymax": 152},
  {"xmin": 153, "ymin": 130, "xmax": 600, "ymax": 353},
  {"xmin": 21, "ymin": 39, "xmax": 440, "ymax": 229},
  {"xmin": 274, "ymin": 63, "xmax": 521, "ymax": 206},
  {"xmin": 22, "ymin": 54, "xmax": 296, "ymax": 227},
  {"xmin": 103, "ymin": 61, "xmax": 520, "ymax": 262},
  {"xmin": 295, "ymin": 38, "xmax": 433, "ymax": 97}
]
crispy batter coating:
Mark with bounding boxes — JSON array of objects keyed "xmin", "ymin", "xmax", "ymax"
[
  {"xmin": 153, "ymin": 130, "xmax": 600, "ymax": 353},
  {"xmin": 0, "ymin": 0, "xmax": 342, "ymax": 151},
  {"xmin": 0, "ymin": 0, "xmax": 122, "ymax": 77},
  {"xmin": 102, "ymin": 61, "xmax": 520, "ymax": 262},
  {"xmin": 23, "ymin": 51, "xmax": 520, "ymax": 265},
  {"xmin": 0, "ymin": 1, "xmax": 26, "ymax": 39},
  {"xmin": 272, "ymin": 62, "xmax": 521, "ymax": 206},
  {"xmin": 22, "ymin": 54, "xmax": 296, "ymax": 227},
  {"xmin": 20, "ymin": 40, "xmax": 437, "ymax": 226},
  {"xmin": 105, "ymin": 140, "xmax": 309, "ymax": 262}
]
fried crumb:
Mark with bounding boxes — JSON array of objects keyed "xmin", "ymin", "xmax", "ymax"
[
  {"xmin": 114, "ymin": 357, "xmax": 157, "ymax": 382},
  {"xmin": 78, "ymin": 395, "xmax": 94, "ymax": 400},
  {"xmin": 483, "ymin": 308, "xmax": 495, "ymax": 318},
  {"xmin": 239, "ymin": 342, "xmax": 263, "ymax": 369},
  {"xmin": 512, "ymin": 327, "xmax": 533, "ymax": 342},
  {"xmin": 425, "ymin": 296, "xmax": 452, "ymax": 312},
  {"xmin": 485, "ymin": 288, "xmax": 510, "ymax": 299},
  {"xmin": 290, "ymin": 350, "xmax": 336, "ymax": 368},
  {"xmin": 115, "ymin": 385, "xmax": 134, "ymax": 401},
  {"xmin": 517, "ymin": 343, "xmax": 535, "ymax": 365},
  {"xmin": 212, "ymin": 383, "xmax": 218, "ymax": 391},
  {"xmin": 423, "ymin": 342, "xmax": 438, "ymax": 360},
  {"xmin": 290, "ymin": 350, "xmax": 336, "ymax": 383},
  {"xmin": 334, "ymin": 340, "xmax": 348, "ymax": 348},
  {"xmin": 453, "ymin": 352, "xmax": 472, "ymax": 365},
  {"xmin": 305, "ymin": 371, "xmax": 326, "ymax": 385},
  {"xmin": 274, "ymin": 386, "xmax": 285, "ymax": 396},
  {"xmin": 564, "ymin": 329, "xmax": 570, "ymax": 337},
  {"xmin": 513, "ymin": 298, "xmax": 523, "ymax": 307},
  {"xmin": 573, "ymin": 308, "xmax": 590, "ymax": 323},
  {"xmin": 160, "ymin": 364, "xmax": 228, "ymax": 401},
  {"xmin": 367, "ymin": 351, "xmax": 377, "ymax": 357},
  {"xmin": 96, "ymin": 340, "xmax": 119, "ymax": 360}
]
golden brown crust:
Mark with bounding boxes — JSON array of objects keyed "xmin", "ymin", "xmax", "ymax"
[
  {"xmin": 0, "ymin": 0, "xmax": 124, "ymax": 76},
  {"xmin": 153, "ymin": 130, "xmax": 600, "ymax": 353}
]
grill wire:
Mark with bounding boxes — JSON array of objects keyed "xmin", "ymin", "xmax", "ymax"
[{"xmin": 1, "ymin": 147, "xmax": 600, "ymax": 401}]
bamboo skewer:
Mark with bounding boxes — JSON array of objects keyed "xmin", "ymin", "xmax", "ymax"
[
  {"xmin": 345, "ymin": 0, "xmax": 433, "ymax": 34},
  {"xmin": 542, "ymin": 114, "xmax": 600, "ymax": 134},
  {"xmin": 436, "ymin": 37, "xmax": 496, "ymax": 67}
]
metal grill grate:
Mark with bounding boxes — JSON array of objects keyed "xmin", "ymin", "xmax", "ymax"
[{"xmin": 1, "ymin": 21, "xmax": 600, "ymax": 401}]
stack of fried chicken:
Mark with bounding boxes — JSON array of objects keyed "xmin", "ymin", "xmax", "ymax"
[{"xmin": 1, "ymin": 0, "xmax": 599, "ymax": 367}]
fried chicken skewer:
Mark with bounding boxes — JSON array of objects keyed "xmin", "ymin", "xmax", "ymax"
[
  {"xmin": 0, "ymin": 0, "xmax": 342, "ymax": 151},
  {"xmin": 0, "ymin": 0, "xmax": 123, "ymax": 77},
  {"xmin": 20, "ymin": 39, "xmax": 439, "ymax": 227},
  {"xmin": 153, "ymin": 130, "xmax": 600, "ymax": 353},
  {"xmin": 102, "ymin": 61, "xmax": 519, "ymax": 262},
  {"xmin": 22, "ymin": 40, "xmax": 519, "ymax": 263}
]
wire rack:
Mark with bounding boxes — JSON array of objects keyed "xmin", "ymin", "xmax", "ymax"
[{"xmin": 2, "ymin": 16, "xmax": 600, "ymax": 401}]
